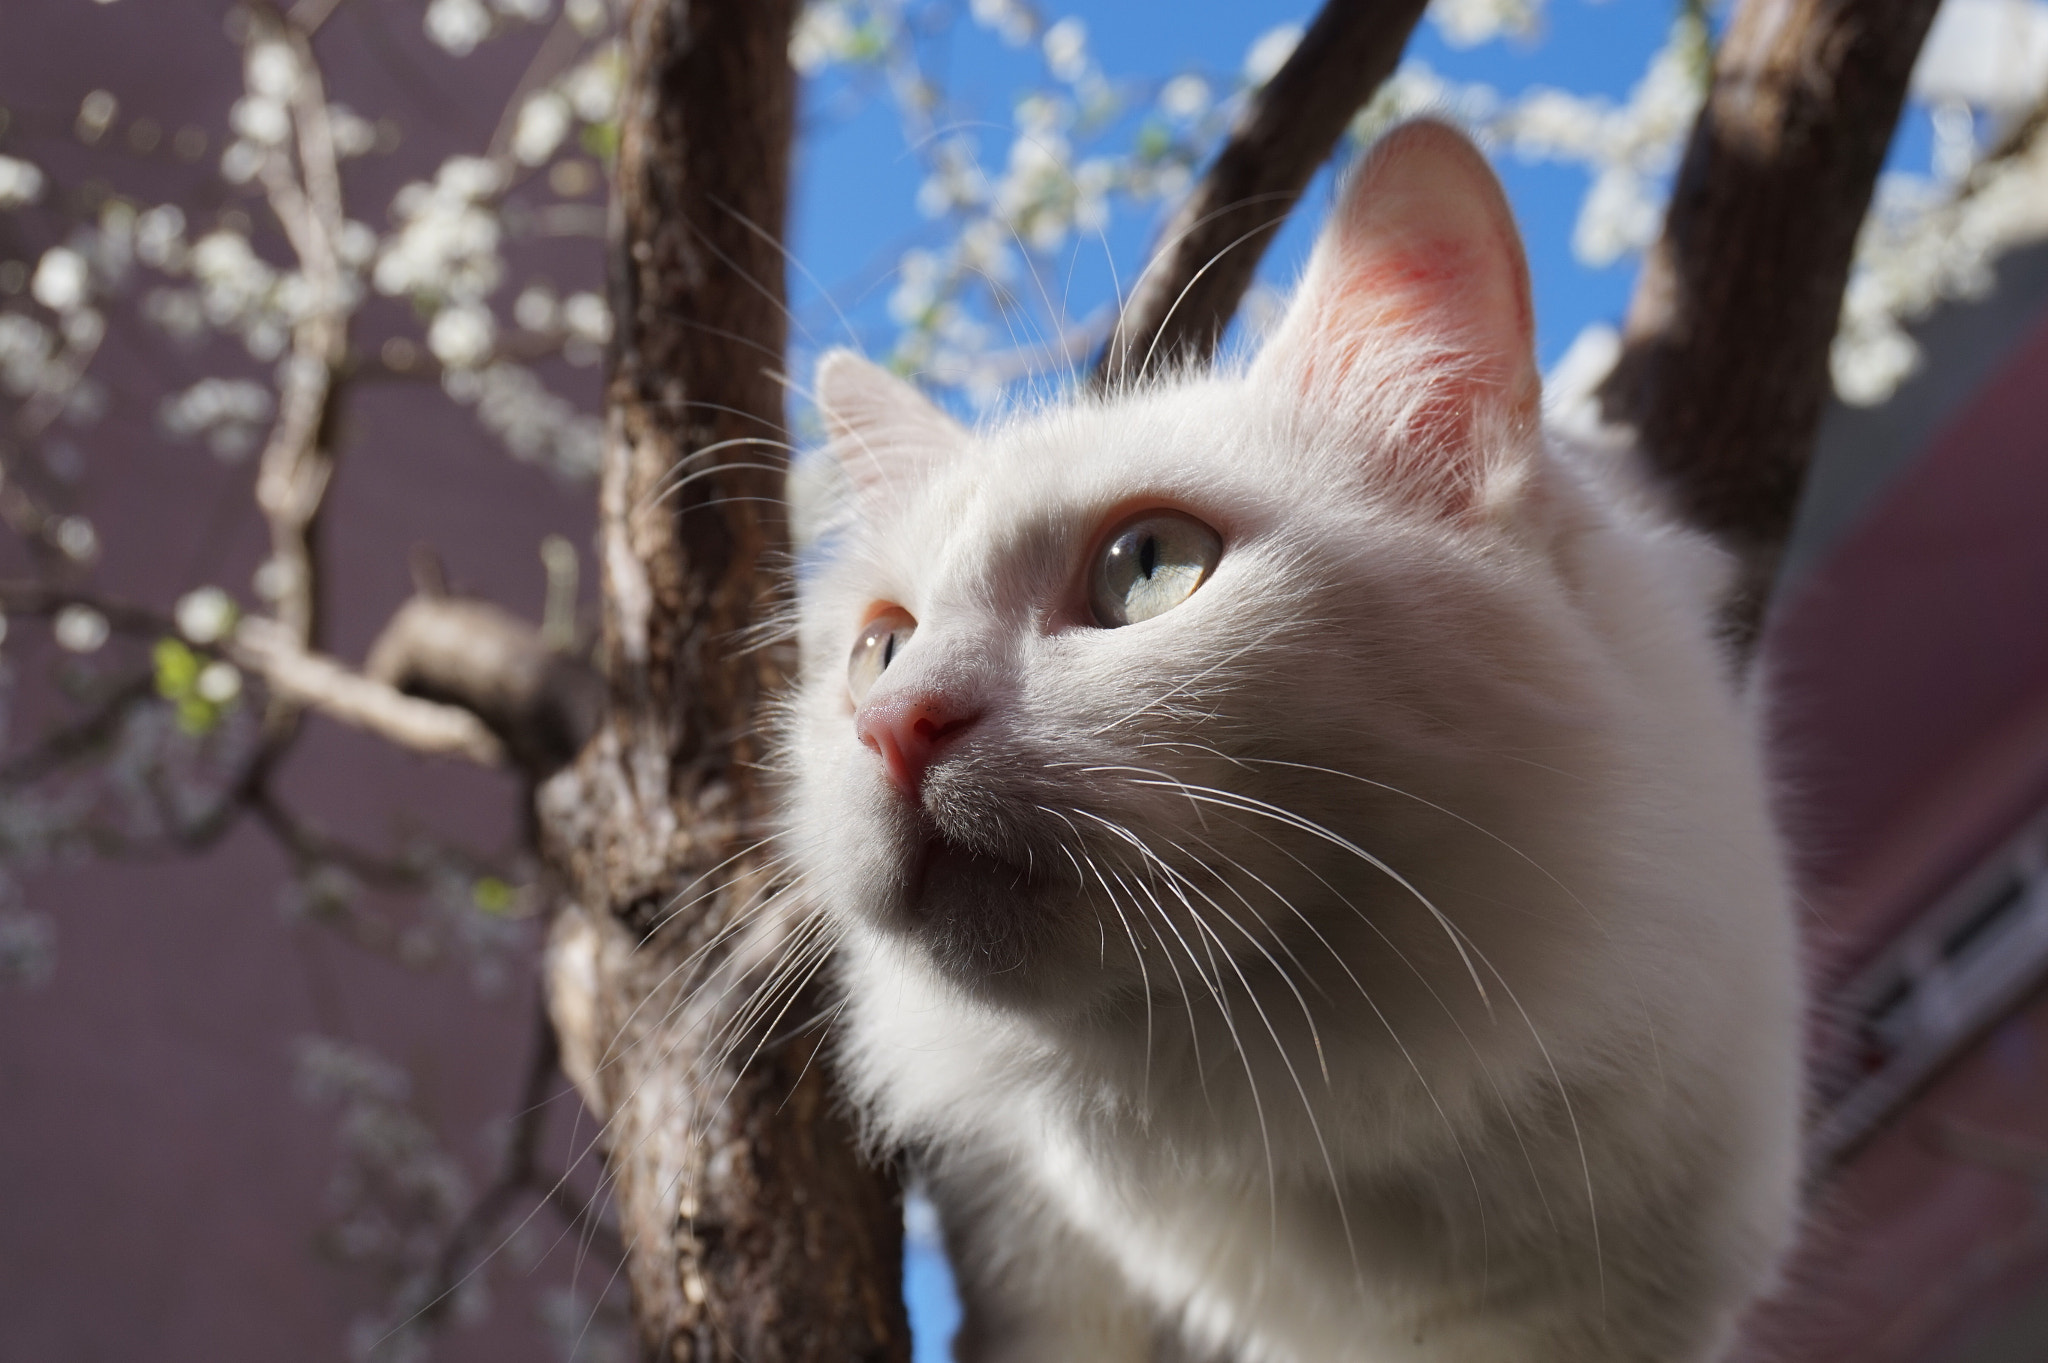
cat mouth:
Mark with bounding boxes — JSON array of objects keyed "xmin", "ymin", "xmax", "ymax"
[{"xmin": 907, "ymin": 829, "xmax": 1044, "ymax": 910}]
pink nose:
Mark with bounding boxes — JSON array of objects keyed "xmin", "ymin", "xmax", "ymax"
[{"xmin": 857, "ymin": 691, "xmax": 979, "ymax": 799}]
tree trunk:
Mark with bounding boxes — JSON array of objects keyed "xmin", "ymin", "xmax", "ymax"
[
  {"xmin": 535, "ymin": 1, "xmax": 910, "ymax": 1357},
  {"xmin": 1596, "ymin": 0, "xmax": 1944, "ymax": 652}
]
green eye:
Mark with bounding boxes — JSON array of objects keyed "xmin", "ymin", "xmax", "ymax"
[
  {"xmin": 1089, "ymin": 510, "xmax": 1222, "ymax": 628},
  {"xmin": 848, "ymin": 607, "xmax": 916, "ymax": 704}
]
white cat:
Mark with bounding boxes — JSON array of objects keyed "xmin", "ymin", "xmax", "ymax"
[{"xmin": 780, "ymin": 120, "xmax": 1802, "ymax": 1363}]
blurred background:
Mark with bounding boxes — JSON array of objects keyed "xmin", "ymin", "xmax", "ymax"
[{"xmin": 2, "ymin": 0, "xmax": 2048, "ymax": 1359}]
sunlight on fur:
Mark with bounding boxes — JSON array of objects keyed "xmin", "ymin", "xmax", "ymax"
[{"xmin": 779, "ymin": 120, "xmax": 1802, "ymax": 1363}]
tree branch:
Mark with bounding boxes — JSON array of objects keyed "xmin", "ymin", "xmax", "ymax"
[
  {"xmin": 414, "ymin": 1001, "xmax": 618, "ymax": 1329},
  {"xmin": 229, "ymin": 617, "xmax": 507, "ymax": 766},
  {"xmin": 0, "ymin": 669, "xmax": 156, "ymax": 787},
  {"xmin": 366, "ymin": 593, "xmax": 602, "ymax": 777},
  {"xmin": 1595, "ymin": 0, "xmax": 1945, "ymax": 652},
  {"xmin": 1091, "ymin": 0, "xmax": 1431, "ymax": 386}
]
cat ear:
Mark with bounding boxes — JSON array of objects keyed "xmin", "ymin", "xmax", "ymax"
[
  {"xmin": 1251, "ymin": 120, "xmax": 1540, "ymax": 508},
  {"xmin": 814, "ymin": 348, "xmax": 966, "ymax": 502}
]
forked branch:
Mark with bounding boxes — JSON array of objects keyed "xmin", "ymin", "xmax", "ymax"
[
  {"xmin": 1092, "ymin": 0, "xmax": 1431, "ymax": 386},
  {"xmin": 1596, "ymin": 0, "xmax": 1945, "ymax": 651}
]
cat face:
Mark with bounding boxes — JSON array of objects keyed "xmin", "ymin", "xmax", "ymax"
[{"xmin": 784, "ymin": 123, "xmax": 1586, "ymax": 1021}]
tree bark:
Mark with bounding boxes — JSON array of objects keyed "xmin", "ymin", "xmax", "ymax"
[
  {"xmin": 1090, "ymin": 0, "xmax": 1431, "ymax": 387},
  {"xmin": 1595, "ymin": 0, "xmax": 1944, "ymax": 652},
  {"xmin": 535, "ymin": 1, "xmax": 909, "ymax": 1358}
]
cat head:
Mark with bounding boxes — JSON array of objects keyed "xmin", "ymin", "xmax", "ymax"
[{"xmin": 783, "ymin": 121, "xmax": 1596, "ymax": 1020}]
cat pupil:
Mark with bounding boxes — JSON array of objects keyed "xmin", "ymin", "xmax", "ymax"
[{"xmin": 1137, "ymin": 534, "xmax": 1157, "ymax": 579}]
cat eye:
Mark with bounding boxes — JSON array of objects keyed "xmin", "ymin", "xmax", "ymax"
[
  {"xmin": 1089, "ymin": 510, "xmax": 1222, "ymax": 628},
  {"xmin": 847, "ymin": 607, "xmax": 917, "ymax": 704}
]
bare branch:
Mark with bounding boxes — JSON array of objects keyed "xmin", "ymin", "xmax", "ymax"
[
  {"xmin": 0, "ymin": 578, "xmax": 174, "ymax": 638},
  {"xmin": 1595, "ymin": 0, "xmax": 1944, "ymax": 652},
  {"xmin": 367, "ymin": 594, "xmax": 602, "ymax": 776},
  {"xmin": 243, "ymin": 5, "xmax": 353, "ymax": 665},
  {"xmin": 230, "ymin": 617, "xmax": 507, "ymax": 767},
  {"xmin": 1091, "ymin": 0, "xmax": 1431, "ymax": 387},
  {"xmin": 413, "ymin": 1002, "xmax": 610, "ymax": 1329},
  {"xmin": 0, "ymin": 669, "xmax": 156, "ymax": 787},
  {"xmin": 249, "ymin": 787, "xmax": 431, "ymax": 889}
]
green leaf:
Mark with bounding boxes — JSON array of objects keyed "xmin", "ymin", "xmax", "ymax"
[
  {"xmin": 579, "ymin": 121, "xmax": 619, "ymax": 162},
  {"xmin": 154, "ymin": 637, "xmax": 200, "ymax": 700},
  {"xmin": 175, "ymin": 696, "xmax": 219, "ymax": 736},
  {"xmin": 472, "ymin": 876, "xmax": 516, "ymax": 915}
]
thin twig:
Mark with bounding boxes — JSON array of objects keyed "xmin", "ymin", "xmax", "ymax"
[
  {"xmin": 0, "ymin": 669, "xmax": 156, "ymax": 787},
  {"xmin": 416, "ymin": 1001, "xmax": 620, "ymax": 1329}
]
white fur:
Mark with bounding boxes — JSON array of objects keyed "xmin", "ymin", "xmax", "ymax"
[{"xmin": 779, "ymin": 124, "xmax": 1801, "ymax": 1363}]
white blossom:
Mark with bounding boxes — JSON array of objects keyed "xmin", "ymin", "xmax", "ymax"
[
  {"xmin": 1429, "ymin": 0, "xmax": 1542, "ymax": 50},
  {"xmin": 253, "ymin": 556, "xmax": 300, "ymax": 603},
  {"xmin": 195, "ymin": 661, "xmax": 242, "ymax": 705},
  {"xmin": 336, "ymin": 220, "xmax": 378, "ymax": 269},
  {"xmin": 76, "ymin": 90, "xmax": 117, "ymax": 144},
  {"xmin": 791, "ymin": 2, "xmax": 860, "ymax": 73},
  {"xmin": 1043, "ymin": 18, "xmax": 1089, "ymax": 83},
  {"xmin": 514, "ymin": 284, "xmax": 558, "ymax": 332},
  {"xmin": 916, "ymin": 137, "xmax": 988, "ymax": 218},
  {"xmin": 0, "ymin": 314, "xmax": 55, "ymax": 396},
  {"xmin": 1244, "ymin": 24, "xmax": 1303, "ymax": 86},
  {"xmin": 220, "ymin": 140, "xmax": 266, "ymax": 185},
  {"xmin": 1830, "ymin": 122, "xmax": 2048, "ymax": 404},
  {"xmin": 246, "ymin": 40, "xmax": 302, "ymax": 101},
  {"xmin": 969, "ymin": 0, "xmax": 1037, "ymax": 47},
  {"xmin": 0, "ymin": 156, "xmax": 46, "ymax": 209},
  {"xmin": 189, "ymin": 230, "xmax": 283, "ymax": 340},
  {"xmin": 889, "ymin": 248, "xmax": 945, "ymax": 325},
  {"xmin": 231, "ymin": 95, "xmax": 292, "ymax": 147},
  {"xmin": 30, "ymin": 248, "xmax": 89, "ymax": 313},
  {"xmin": 373, "ymin": 158, "xmax": 505, "ymax": 304},
  {"xmin": 1573, "ymin": 165, "xmax": 1661, "ymax": 267},
  {"xmin": 175, "ymin": 587, "xmax": 238, "ymax": 645},
  {"xmin": 143, "ymin": 288, "xmax": 206, "ymax": 342},
  {"xmin": 1912, "ymin": 0, "xmax": 2048, "ymax": 109},
  {"xmin": 60, "ymin": 307, "xmax": 105, "ymax": 353},
  {"xmin": 135, "ymin": 205, "xmax": 187, "ymax": 270},
  {"xmin": 53, "ymin": 517, "xmax": 98, "ymax": 563},
  {"xmin": 53, "ymin": 605, "xmax": 108, "ymax": 653},
  {"xmin": 1158, "ymin": 74, "xmax": 1210, "ymax": 121},
  {"xmin": 513, "ymin": 92, "xmax": 573, "ymax": 165},
  {"xmin": 492, "ymin": 0, "xmax": 552, "ymax": 19},
  {"xmin": 560, "ymin": 291, "xmax": 611, "ymax": 343},
  {"xmin": 161, "ymin": 377, "xmax": 274, "ymax": 457},
  {"xmin": 428, "ymin": 303, "xmax": 496, "ymax": 368},
  {"xmin": 425, "ymin": 0, "xmax": 493, "ymax": 55},
  {"xmin": 563, "ymin": 54, "xmax": 622, "ymax": 123},
  {"xmin": 447, "ymin": 361, "xmax": 603, "ymax": 479},
  {"xmin": 328, "ymin": 105, "xmax": 378, "ymax": 159}
]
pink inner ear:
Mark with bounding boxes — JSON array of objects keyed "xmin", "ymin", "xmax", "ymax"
[{"xmin": 1267, "ymin": 121, "xmax": 1539, "ymax": 437}]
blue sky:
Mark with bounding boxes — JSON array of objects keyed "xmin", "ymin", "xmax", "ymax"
[{"xmin": 789, "ymin": 0, "xmax": 1691, "ymax": 395}]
